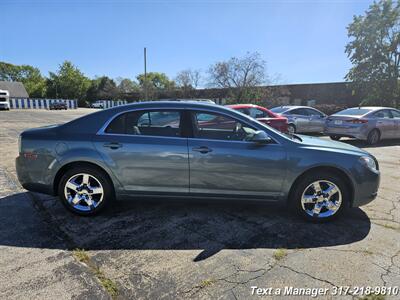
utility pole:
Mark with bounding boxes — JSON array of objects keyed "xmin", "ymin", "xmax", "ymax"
[{"xmin": 144, "ymin": 47, "xmax": 148, "ymax": 100}]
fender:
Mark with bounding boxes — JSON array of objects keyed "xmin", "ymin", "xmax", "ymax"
[{"xmin": 53, "ymin": 146, "xmax": 124, "ymax": 194}]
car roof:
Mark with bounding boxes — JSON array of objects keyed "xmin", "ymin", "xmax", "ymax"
[
  {"xmin": 345, "ymin": 106, "xmax": 395, "ymax": 111},
  {"xmin": 109, "ymin": 100, "xmax": 217, "ymax": 110},
  {"xmin": 280, "ymin": 105, "xmax": 314, "ymax": 109},
  {"xmin": 226, "ymin": 104, "xmax": 262, "ymax": 109},
  {"xmin": 62, "ymin": 100, "xmax": 243, "ymax": 134}
]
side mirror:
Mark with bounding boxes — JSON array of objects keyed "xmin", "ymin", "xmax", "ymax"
[{"xmin": 249, "ymin": 131, "xmax": 272, "ymax": 144}]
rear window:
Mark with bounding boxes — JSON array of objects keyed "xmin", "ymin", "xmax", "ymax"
[
  {"xmin": 270, "ymin": 107, "xmax": 289, "ymax": 113},
  {"xmin": 334, "ymin": 108, "xmax": 372, "ymax": 116},
  {"xmin": 105, "ymin": 110, "xmax": 182, "ymax": 137}
]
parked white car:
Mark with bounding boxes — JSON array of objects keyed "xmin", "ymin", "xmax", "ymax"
[
  {"xmin": 90, "ymin": 101, "xmax": 104, "ymax": 109},
  {"xmin": 0, "ymin": 90, "xmax": 10, "ymax": 110}
]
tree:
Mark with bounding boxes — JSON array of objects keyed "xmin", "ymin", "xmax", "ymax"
[
  {"xmin": 47, "ymin": 61, "xmax": 90, "ymax": 103},
  {"xmin": 136, "ymin": 72, "xmax": 176, "ymax": 99},
  {"xmin": 0, "ymin": 61, "xmax": 47, "ymax": 97},
  {"xmin": 86, "ymin": 76, "xmax": 119, "ymax": 101},
  {"xmin": 117, "ymin": 78, "xmax": 140, "ymax": 94},
  {"xmin": 345, "ymin": 0, "xmax": 400, "ymax": 107},
  {"xmin": 207, "ymin": 52, "xmax": 267, "ymax": 101},
  {"xmin": 175, "ymin": 69, "xmax": 201, "ymax": 97}
]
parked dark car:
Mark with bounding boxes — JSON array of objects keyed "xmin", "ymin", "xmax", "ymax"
[
  {"xmin": 16, "ymin": 101, "xmax": 380, "ymax": 222},
  {"xmin": 270, "ymin": 106, "xmax": 327, "ymax": 134},
  {"xmin": 227, "ymin": 104, "xmax": 288, "ymax": 133},
  {"xmin": 325, "ymin": 106, "xmax": 400, "ymax": 145},
  {"xmin": 49, "ymin": 102, "xmax": 68, "ymax": 110}
]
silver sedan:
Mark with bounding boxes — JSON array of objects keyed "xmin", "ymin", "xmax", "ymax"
[
  {"xmin": 324, "ymin": 107, "xmax": 400, "ymax": 145},
  {"xmin": 270, "ymin": 106, "xmax": 327, "ymax": 134}
]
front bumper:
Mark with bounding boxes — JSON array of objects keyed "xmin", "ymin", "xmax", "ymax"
[
  {"xmin": 0, "ymin": 103, "xmax": 10, "ymax": 110},
  {"xmin": 351, "ymin": 167, "xmax": 380, "ymax": 207}
]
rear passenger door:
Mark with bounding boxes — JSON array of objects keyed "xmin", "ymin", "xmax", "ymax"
[{"xmin": 93, "ymin": 109, "xmax": 189, "ymax": 193}]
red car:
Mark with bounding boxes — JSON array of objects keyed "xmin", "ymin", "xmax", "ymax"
[{"xmin": 227, "ymin": 104, "xmax": 288, "ymax": 133}]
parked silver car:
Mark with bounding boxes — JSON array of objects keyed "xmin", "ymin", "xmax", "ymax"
[
  {"xmin": 324, "ymin": 107, "xmax": 400, "ymax": 144},
  {"xmin": 270, "ymin": 106, "xmax": 327, "ymax": 134}
]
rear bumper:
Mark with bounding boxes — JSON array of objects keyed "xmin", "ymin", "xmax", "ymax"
[
  {"xmin": 16, "ymin": 155, "xmax": 57, "ymax": 196},
  {"xmin": 324, "ymin": 126, "xmax": 368, "ymax": 140}
]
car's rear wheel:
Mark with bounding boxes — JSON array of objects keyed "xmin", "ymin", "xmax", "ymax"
[
  {"xmin": 367, "ymin": 129, "xmax": 380, "ymax": 145},
  {"xmin": 58, "ymin": 166, "xmax": 113, "ymax": 216},
  {"xmin": 287, "ymin": 124, "xmax": 296, "ymax": 134},
  {"xmin": 330, "ymin": 135, "xmax": 341, "ymax": 141},
  {"xmin": 290, "ymin": 171, "xmax": 348, "ymax": 222}
]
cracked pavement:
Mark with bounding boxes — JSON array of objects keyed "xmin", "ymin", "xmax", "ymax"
[{"xmin": 0, "ymin": 109, "xmax": 399, "ymax": 299}]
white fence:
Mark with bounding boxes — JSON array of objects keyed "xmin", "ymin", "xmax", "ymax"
[
  {"xmin": 9, "ymin": 98, "xmax": 78, "ymax": 109},
  {"xmin": 95, "ymin": 100, "xmax": 128, "ymax": 109}
]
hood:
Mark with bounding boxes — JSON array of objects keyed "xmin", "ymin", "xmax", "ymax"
[{"xmin": 297, "ymin": 135, "xmax": 368, "ymax": 155}]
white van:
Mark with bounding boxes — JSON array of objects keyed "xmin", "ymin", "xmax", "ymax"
[{"xmin": 0, "ymin": 89, "xmax": 10, "ymax": 110}]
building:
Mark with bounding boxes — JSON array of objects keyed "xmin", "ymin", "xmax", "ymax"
[{"xmin": 0, "ymin": 81, "xmax": 29, "ymax": 98}]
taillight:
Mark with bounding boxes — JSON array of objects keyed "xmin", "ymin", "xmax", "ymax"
[{"xmin": 346, "ymin": 119, "xmax": 368, "ymax": 124}]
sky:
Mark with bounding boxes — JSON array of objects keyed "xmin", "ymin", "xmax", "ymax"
[{"xmin": 1, "ymin": 0, "xmax": 373, "ymax": 85}]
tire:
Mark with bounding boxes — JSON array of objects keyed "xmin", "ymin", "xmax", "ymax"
[
  {"xmin": 290, "ymin": 171, "xmax": 349, "ymax": 222},
  {"xmin": 58, "ymin": 166, "xmax": 114, "ymax": 216},
  {"xmin": 367, "ymin": 129, "xmax": 380, "ymax": 145},
  {"xmin": 330, "ymin": 135, "xmax": 341, "ymax": 141},
  {"xmin": 287, "ymin": 124, "xmax": 296, "ymax": 134}
]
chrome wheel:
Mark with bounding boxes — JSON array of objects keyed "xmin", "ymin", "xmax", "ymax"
[
  {"xmin": 64, "ymin": 173, "xmax": 104, "ymax": 212},
  {"xmin": 368, "ymin": 130, "xmax": 379, "ymax": 144},
  {"xmin": 301, "ymin": 180, "xmax": 342, "ymax": 218}
]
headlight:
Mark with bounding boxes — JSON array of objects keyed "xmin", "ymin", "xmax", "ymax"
[{"xmin": 359, "ymin": 156, "xmax": 377, "ymax": 172}]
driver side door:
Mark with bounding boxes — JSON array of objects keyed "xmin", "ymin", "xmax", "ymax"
[{"xmin": 188, "ymin": 110, "xmax": 287, "ymax": 199}]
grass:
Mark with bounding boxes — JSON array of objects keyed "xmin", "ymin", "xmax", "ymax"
[
  {"xmin": 273, "ymin": 248, "xmax": 287, "ymax": 261},
  {"xmin": 72, "ymin": 248, "xmax": 90, "ymax": 264},
  {"xmin": 94, "ymin": 267, "xmax": 119, "ymax": 298},
  {"xmin": 72, "ymin": 248, "xmax": 119, "ymax": 299},
  {"xmin": 199, "ymin": 278, "xmax": 215, "ymax": 288},
  {"xmin": 383, "ymin": 223, "xmax": 397, "ymax": 230}
]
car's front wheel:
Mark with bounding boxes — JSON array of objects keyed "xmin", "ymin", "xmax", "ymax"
[
  {"xmin": 290, "ymin": 171, "xmax": 348, "ymax": 222},
  {"xmin": 330, "ymin": 135, "xmax": 341, "ymax": 141},
  {"xmin": 287, "ymin": 124, "xmax": 296, "ymax": 134},
  {"xmin": 367, "ymin": 129, "xmax": 380, "ymax": 145},
  {"xmin": 58, "ymin": 166, "xmax": 114, "ymax": 216}
]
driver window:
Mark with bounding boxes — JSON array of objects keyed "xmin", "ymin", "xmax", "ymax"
[
  {"xmin": 307, "ymin": 109, "xmax": 322, "ymax": 116},
  {"xmin": 373, "ymin": 110, "xmax": 391, "ymax": 119},
  {"xmin": 193, "ymin": 112, "xmax": 256, "ymax": 141},
  {"xmin": 249, "ymin": 108, "xmax": 266, "ymax": 118}
]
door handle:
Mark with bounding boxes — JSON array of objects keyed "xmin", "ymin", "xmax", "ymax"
[
  {"xmin": 103, "ymin": 142, "xmax": 122, "ymax": 149},
  {"xmin": 192, "ymin": 146, "xmax": 212, "ymax": 154}
]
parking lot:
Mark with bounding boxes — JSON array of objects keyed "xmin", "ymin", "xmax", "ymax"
[{"xmin": 0, "ymin": 109, "xmax": 399, "ymax": 299}]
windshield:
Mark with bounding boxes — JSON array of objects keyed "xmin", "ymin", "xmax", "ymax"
[
  {"xmin": 334, "ymin": 108, "xmax": 372, "ymax": 116},
  {"xmin": 270, "ymin": 107, "xmax": 289, "ymax": 114}
]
